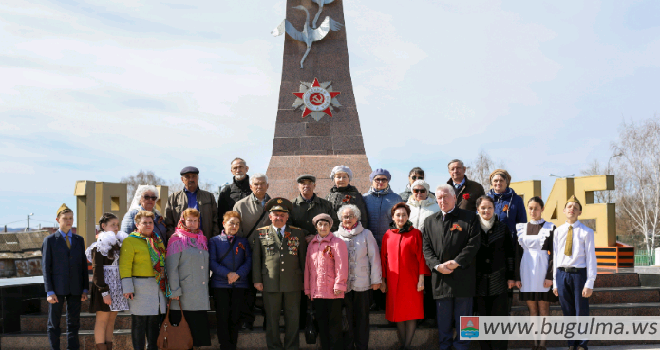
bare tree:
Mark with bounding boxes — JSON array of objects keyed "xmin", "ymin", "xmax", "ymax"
[
  {"xmin": 168, "ymin": 179, "xmax": 217, "ymax": 194},
  {"xmin": 466, "ymin": 149, "xmax": 497, "ymax": 190},
  {"xmin": 580, "ymin": 159, "xmax": 615, "ymax": 203},
  {"xmin": 120, "ymin": 170, "xmax": 167, "ymax": 206},
  {"xmin": 611, "ymin": 117, "xmax": 660, "ymax": 255}
]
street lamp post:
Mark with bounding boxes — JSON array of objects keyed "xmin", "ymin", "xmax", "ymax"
[
  {"xmin": 607, "ymin": 152, "xmax": 623, "ymax": 175},
  {"xmin": 27, "ymin": 213, "xmax": 34, "ymax": 231},
  {"xmin": 549, "ymin": 174, "xmax": 575, "ymax": 178}
]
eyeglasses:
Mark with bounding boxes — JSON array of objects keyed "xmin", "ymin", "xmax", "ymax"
[
  {"xmin": 413, "ymin": 189, "xmax": 427, "ymax": 194},
  {"xmin": 411, "ymin": 175, "xmax": 424, "ymax": 180},
  {"xmin": 341, "ymin": 215, "xmax": 355, "ymax": 220},
  {"xmin": 373, "ymin": 178, "xmax": 389, "ymax": 183},
  {"xmin": 142, "ymin": 196, "xmax": 157, "ymax": 201}
]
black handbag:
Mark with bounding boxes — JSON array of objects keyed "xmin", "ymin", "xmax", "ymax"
[{"xmin": 304, "ymin": 308, "xmax": 318, "ymax": 344}]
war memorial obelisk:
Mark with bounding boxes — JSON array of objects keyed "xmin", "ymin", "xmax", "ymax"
[{"xmin": 266, "ymin": 0, "xmax": 372, "ymax": 199}]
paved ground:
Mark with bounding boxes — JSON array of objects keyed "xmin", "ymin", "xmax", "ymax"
[{"xmin": 513, "ymin": 346, "xmax": 660, "ymax": 350}]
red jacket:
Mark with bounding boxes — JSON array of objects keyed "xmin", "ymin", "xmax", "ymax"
[{"xmin": 304, "ymin": 232, "xmax": 349, "ymax": 300}]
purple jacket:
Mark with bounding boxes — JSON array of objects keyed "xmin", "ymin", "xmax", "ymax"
[{"xmin": 304, "ymin": 232, "xmax": 349, "ymax": 300}]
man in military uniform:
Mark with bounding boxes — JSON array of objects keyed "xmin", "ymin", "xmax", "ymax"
[{"xmin": 253, "ymin": 198, "xmax": 308, "ymax": 350}]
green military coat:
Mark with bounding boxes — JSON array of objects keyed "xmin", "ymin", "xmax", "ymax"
[{"xmin": 252, "ymin": 224, "xmax": 308, "ymax": 293}]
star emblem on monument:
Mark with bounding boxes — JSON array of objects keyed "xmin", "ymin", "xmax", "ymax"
[{"xmin": 292, "ymin": 78, "xmax": 341, "ymax": 121}]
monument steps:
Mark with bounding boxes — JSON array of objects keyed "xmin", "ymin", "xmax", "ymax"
[
  {"xmin": 5, "ymin": 273, "xmax": 657, "ymax": 349},
  {"xmin": 4, "ymin": 327, "xmax": 660, "ymax": 350}
]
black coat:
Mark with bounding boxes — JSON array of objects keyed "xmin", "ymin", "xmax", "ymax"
[
  {"xmin": 42, "ymin": 231, "xmax": 89, "ymax": 296},
  {"xmin": 475, "ymin": 218, "xmax": 516, "ymax": 297},
  {"xmin": 422, "ymin": 208, "xmax": 481, "ymax": 299},
  {"xmin": 217, "ymin": 175, "xmax": 252, "ymax": 220},
  {"xmin": 448, "ymin": 175, "xmax": 485, "ymax": 213},
  {"xmin": 325, "ymin": 185, "xmax": 369, "ymax": 228}
]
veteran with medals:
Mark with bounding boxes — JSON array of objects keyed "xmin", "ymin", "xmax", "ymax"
[{"xmin": 253, "ymin": 198, "xmax": 308, "ymax": 350}]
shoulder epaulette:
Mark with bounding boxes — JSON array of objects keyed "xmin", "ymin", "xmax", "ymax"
[
  {"xmin": 257, "ymin": 226, "xmax": 270, "ymax": 230},
  {"xmin": 289, "ymin": 225, "xmax": 301, "ymax": 230}
]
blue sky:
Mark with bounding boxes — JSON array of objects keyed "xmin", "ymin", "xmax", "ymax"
[{"xmin": 1, "ymin": 0, "xmax": 659, "ymax": 229}]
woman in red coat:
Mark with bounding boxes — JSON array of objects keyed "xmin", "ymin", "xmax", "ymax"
[{"xmin": 380, "ymin": 202, "xmax": 430, "ymax": 349}]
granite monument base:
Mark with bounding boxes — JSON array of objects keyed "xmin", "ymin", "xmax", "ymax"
[{"xmin": 266, "ymin": 154, "xmax": 372, "ymax": 200}]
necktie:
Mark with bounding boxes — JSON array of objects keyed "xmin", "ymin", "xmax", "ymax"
[
  {"xmin": 277, "ymin": 228, "xmax": 282, "ymax": 239},
  {"xmin": 564, "ymin": 225, "xmax": 573, "ymax": 256},
  {"xmin": 66, "ymin": 235, "xmax": 71, "ymax": 249}
]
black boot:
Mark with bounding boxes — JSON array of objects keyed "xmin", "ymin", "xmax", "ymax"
[
  {"xmin": 145, "ymin": 315, "xmax": 161, "ymax": 350},
  {"xmin": 131, "ymin": 315, "xmax": 147, "ymax": 350}
]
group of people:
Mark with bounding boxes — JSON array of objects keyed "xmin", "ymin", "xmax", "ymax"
[{"xmin": 42, "ymin": 158, "xmax": 597, "ymax": 350}]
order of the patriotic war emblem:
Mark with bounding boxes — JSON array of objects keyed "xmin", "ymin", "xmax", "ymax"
[{"xmin": 292, "ymin": 78, "xmax": 341, "ymax": 121}]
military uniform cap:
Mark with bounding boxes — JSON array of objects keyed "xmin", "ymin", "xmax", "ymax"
[
  {"xmin": 180, "ymin": 166, "xmax": 199, "ymax": 175},
  {"xmin": 265, "ymin": 197, "xmax": 293, "ymax": 213},
  {"xmin": 296, "ymin": 174, "xmax": 316, "ymax": 183},
  {"xmin": 566, "ymin": 195, "xmax": 582, "ymax": 207},
  {"xmin": 57, "ymin": 203, "xmax": 72, "ymax": 217}
]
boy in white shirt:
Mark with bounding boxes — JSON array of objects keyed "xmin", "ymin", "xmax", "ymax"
[{"xmin": 553, "ymin": 195, "xmax": 597, "ymax": 350}]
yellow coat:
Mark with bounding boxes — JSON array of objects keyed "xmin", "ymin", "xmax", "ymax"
[{"xmin": 119, "ymin": 236, "xmax": 165, "ymax": 278}]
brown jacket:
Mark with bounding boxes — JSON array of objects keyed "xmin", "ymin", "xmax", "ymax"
[
  {"xmin": 447, "ymin": 176, "xmax": 485, "ymax": 212},
  {"xmin": 233, "ymin": 193, "xmax": 272, "ymax": 243},
  {"xmin": 164, "ymin": 189, "xmax": 220, "ymax": 240}
]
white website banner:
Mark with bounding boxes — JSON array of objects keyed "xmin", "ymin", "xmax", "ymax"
[{"xmin": 459, "ymin": 316, "xmax": 660, "ymax": 340}]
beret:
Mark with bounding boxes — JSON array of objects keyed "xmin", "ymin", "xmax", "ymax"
[
  {"xmin": 330, "ymin": 165, "xmax": 353, "ymax": 181},
  {"xmin": 296, "ymin": 174, "xmax": 316, "ymax": 183},
  {"xmin": 180, "ymin": 166, "xmax": 199, "ymax": 175},
  {"xmin": 312, "ymin": 213, "xmax": 333, "ymax": 228},
  {"xmin": 369, "ymin": 168, "xmax": 391, "ymax": 182}
]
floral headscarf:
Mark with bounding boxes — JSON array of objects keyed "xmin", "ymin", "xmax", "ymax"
[
  {"xmin": 166, "ymin": 215, "xmax": 208, "ymax": 257},
  {"xmin": 128, "ymin": 231, "xmax": 171, "ymax": 297}
]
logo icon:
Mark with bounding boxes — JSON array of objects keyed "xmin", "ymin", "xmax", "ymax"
[
  {"xmin": 292, "ymin": 78, "xmax": 342, "ymax": 121},
  {"xmin": 460, "ymin": 316, "xmax": 479, "ymax": 339}
]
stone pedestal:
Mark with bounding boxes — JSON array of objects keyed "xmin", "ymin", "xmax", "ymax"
[{"xmin": 267, "ymin": 0, "xmax": 372, "ymax": 199}]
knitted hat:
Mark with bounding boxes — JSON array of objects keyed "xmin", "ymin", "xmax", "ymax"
[
  {"xmin": 330, "ymin": 165, "xmax": 353, "ymax": 181},
  {"xmin": 369, "ymin": 168, "xmax": 391, "ymax": 182},
  {"xmin": 410, "ymin": 179, "xmax": 430, "ymax": 193}
]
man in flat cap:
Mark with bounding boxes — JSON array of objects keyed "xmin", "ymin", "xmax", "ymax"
[
  {"xmin": 290, "ymin": 174, "xmax": 339, "ymax": 237},
  {"xmin": 253, "ymin": 198, "xmax": 307, "ymax": 350},
  {"xmin": 164, "ymin": 166, "xmax": 220, "ymax": 240},
  {"xmin": 42, "ymin": 204, "xmax": 89, "ymax": 350},
  {"xmin": 289, "ymin": 174, "xmax": 338, "ymax": 328},
  {"xmin": 553, "ymin": 195, "xmax": 596, "ymax": 350}
]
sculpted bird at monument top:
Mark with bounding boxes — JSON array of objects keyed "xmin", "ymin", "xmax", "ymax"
[{"xmin": 272, "ymin": 4, "xmax": 344, "ymax": 69}]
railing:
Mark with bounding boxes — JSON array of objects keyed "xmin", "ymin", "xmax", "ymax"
[{"xmin": 634, "ymin": 252, "xmax": 655, "ymax": 266}]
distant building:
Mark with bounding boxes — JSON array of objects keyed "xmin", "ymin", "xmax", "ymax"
[{"xmin": 0, "ymin": 231, "xmax": 51, "ymax": 278}]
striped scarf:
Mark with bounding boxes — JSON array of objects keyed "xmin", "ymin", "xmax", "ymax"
[{"xmin": 129, "ymin": 231, "xmax": 171, "ymax": 297}]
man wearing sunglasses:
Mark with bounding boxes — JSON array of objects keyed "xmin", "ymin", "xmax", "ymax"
[{"xmin": 446, "ymin": 159, "xmax": 485, "ymax": 212}]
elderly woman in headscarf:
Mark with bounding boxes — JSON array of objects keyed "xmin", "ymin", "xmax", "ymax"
[
  {"xmin": 119, "ymin": 211, "xmax": 169, "ymax": 350},
  {"xmin": 122, "ymin": 185, "xmax": 167, "ymax": 244},
  {"xmin": 166, "ymin": 208, "xmax": 211, "ymax": 349},
  {"xmin": 325, "ymin": 165, "xmax": 369, "ymax": 228}
]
